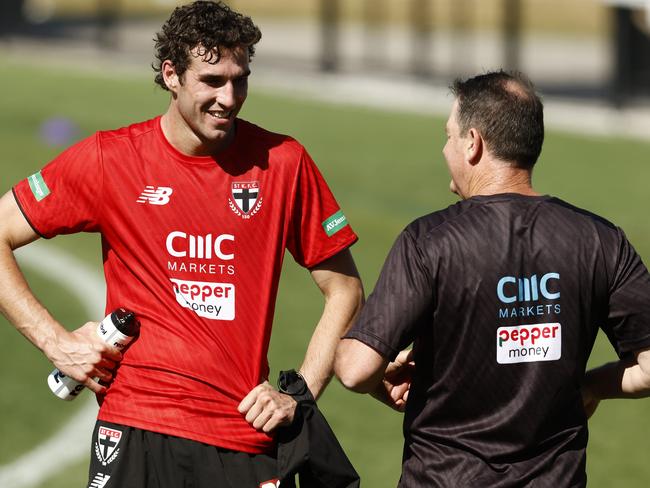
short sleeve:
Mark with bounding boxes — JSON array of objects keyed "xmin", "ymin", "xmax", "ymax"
[
  {"xmin": 346, "ymin": 229, "xmax": 433, "ymax": 360},
  {"xmin": 602, "ymin": 228, "xmax": 650, "ymax": 356},
  {"xmin": 12, "ymin": 134, "xmax": 103, "ymax": 238},
  {"xmin": 286, "ymin": 148, "xmax": 357, "ymax": 268}
]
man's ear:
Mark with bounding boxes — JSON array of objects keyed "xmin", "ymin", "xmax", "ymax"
[
  {"xmin": 466, "ymin": 128, "xmax": 483, "ymax": 166},
  {"xmin": 162, "ymin": 60, "xmax": 180, "ymax": 93}
]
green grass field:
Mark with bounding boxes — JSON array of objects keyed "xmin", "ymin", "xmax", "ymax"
[{"xmin": 1, "ymin": 58, "xmax": 649, "ymax": 487}]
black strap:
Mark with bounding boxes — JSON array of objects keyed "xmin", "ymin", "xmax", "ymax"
[{"xmin": 278, "ymin": 369, "xmax": 314, "ymax": 403}]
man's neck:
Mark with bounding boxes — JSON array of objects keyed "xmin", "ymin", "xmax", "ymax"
[
  {"xmin": 466, "ymin": 163, "xmax": 539, "ymax": 198},
  {"xmin": 160, "ymin": 110, "xmax": 235, "ymax": 157}
]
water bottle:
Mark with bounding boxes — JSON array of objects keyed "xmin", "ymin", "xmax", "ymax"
[{"xmin": 47, "ymin": 308, "xmax": 139, "ymax": 401}]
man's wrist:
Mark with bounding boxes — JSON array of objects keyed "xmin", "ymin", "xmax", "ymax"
[
  {"xmin": 278, "ymin": 369, "xmax": 314, "ymax": 403},
  {"xmin": 39, "ymin": 322, "xmax": 68, "ymax": 360}
]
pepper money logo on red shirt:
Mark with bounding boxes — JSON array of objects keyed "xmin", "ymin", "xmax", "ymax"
[{"xmin": 166, "ymin": 231, "xmax": 236, "ymax": 320}]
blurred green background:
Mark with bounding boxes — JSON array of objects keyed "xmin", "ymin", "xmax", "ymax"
[{"xmin": 1, "ymin": 38, "xmax": 649, "ymax": 488}]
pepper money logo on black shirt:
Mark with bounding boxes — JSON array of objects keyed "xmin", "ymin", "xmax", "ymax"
[{"xmin": 495, "ymin": 272, "xmax": 562, "ymax": 364}]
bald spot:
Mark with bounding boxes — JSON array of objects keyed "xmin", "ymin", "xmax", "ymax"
[{"xmin": 503, "ymin": 78, "xmax": 533, "ymax": 100}]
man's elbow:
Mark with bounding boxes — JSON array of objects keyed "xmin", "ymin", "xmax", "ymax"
[
  {"xmin": 336, "ymin": 367, "xmax": 375, "ymax": 393},
  {"xmin": 334, "ymin": 340, "xmax": 380, "ymax": 393}
]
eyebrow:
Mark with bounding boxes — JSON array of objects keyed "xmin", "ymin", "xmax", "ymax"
[{"xmin": 198, "ymin": 69, "xmax": 251, "ymax": 80}]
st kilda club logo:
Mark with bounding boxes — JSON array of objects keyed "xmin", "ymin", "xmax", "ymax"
[
  {"xmin": 94, "ymin": 426, "xmax": 123, "ymax": 466},
  {"xmin": 229, "ymin": 181, "xmax": 263, "ymax": 219}
]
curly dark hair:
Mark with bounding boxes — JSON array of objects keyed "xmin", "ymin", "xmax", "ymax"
[{"xmin": 152, "ymin": 1, "xmax": 261, "ymax": 90}]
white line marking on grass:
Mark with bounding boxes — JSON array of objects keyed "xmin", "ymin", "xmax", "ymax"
[{"xmin": 0, "ymin": 240, "xmax": 105, "ymax": 488}]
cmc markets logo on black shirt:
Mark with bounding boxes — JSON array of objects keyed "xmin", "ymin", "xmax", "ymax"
[
  {"xmin": 497, "ymin": 272, "xmax": 560, "ymax": 303},
  {"xmin": 495, "ymin": 272, "xmax": 562, "ymax": 364},
  {"xmin": 496, "ymin": 272, "xmax": 561, "ymax": 319}
]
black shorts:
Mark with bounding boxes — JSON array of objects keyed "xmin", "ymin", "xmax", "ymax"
[{"xmin": 87, "ymin": 421, "xmax": 292, "ymax": 488}]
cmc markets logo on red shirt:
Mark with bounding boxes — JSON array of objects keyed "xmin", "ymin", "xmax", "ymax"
[
  {"xmin": 166, "ymin": 231, "xmax": 234, "ymax": 260},
  {"xmin": 229, "ymin": 181, "xmax": 263, "ymax": 219},
  {"xmin": 165, "ymin": 232, "xmax": 236, "ymax": 320}
]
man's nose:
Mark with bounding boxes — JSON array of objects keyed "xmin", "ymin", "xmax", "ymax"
[{"xmin": 217, "ymin": 82, "xmax": 236, "ymax": 109}]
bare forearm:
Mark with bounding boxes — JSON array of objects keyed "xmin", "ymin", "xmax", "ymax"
[
  {"xmin": 0, "ymin": 242, "xmax": 64, "ymax": 355},
  {"xmin": 585, "ymin": 351, "xmax": 650, "ymax": 400},
  {"xmin": 0, "ymin": 192, "xmax": 120, "ymax": 393},
  {"xmin": 0, "ymin": 241, "xmax": 122, "ymax": 391},
  {"xmin": 0, "ymin": 191, "xmax": 65, "ymax": 357},
  {"xmin": 300, "ymin": 285, "xmax": 363, "ymax": 399}
]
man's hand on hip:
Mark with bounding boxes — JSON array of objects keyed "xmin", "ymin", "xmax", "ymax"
[{"xmin": 238, "ymin": 381, "xmax": 298, "ymax": 433}]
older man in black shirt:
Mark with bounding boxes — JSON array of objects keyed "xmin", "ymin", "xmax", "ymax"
[{"xmin": 335, "ymin": 71, "xmax": 650, "ymax": 487}]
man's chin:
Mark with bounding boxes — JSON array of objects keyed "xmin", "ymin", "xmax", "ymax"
[
  {"xmin": 204, "ymin": 123, "xmax": 235, "ymax": 141},
  {"xmin": 207, "ymin": 118, "xmax": 234, "ymax": 133}
]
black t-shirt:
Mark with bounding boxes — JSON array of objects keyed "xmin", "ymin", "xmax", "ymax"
[{"xmin": 346, "ymin": 193, "xmax": 650, "ymax": 487}]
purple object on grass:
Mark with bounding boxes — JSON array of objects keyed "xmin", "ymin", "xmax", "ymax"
[{"xmin": 39, "ymin": 117, "xmax": 80, "ymax": 146}]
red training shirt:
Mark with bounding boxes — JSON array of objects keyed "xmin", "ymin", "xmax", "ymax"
[{"xmin": 13, "ymin": 117, "xmax": 357, "ymax": 453}]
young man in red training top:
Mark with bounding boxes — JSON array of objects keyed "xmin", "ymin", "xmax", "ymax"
[{"xmin": 0, "ymin": 2, "xmax": 363, "ymax": 486}]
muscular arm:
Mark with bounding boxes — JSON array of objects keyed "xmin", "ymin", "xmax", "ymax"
[
  {"xmin": 238, "ymin": 248, "xmax": 364, "ymax": 431},
  {"xmin": 0, "ymin": 191, "xmax": 120, "ymax": 393},
  {"xmin": 583, "ymin": 348, "xmax": 650, "ymax": 405}
]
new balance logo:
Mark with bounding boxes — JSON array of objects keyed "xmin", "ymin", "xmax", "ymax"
[
  {"xmin": 89, "ymin": 473, "xmax": 111, "ymax": 488},
  {"xmin": 137, "ymin": 186, "xmax": 173, "ymax": 205}
]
